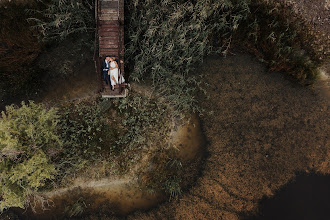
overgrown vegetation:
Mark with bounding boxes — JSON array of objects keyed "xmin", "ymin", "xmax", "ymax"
[
  {"xmin": 0, "ymin": 0, "xmax": 96, "ymax": 106},
  {"xmin": 125, "ymin": 0, "xmax": 250, "ymax": 114},
  {"xmin": 139, "ymin": 148, "xmax": 184, "ymax": 200},
  {"xmin": 241, "ymin": 0, "xmax": 323, "ymax": 83},
  {"xmin": 116, "ymin": 92, "xmax": 172, "ymax": 151},
  {"xmin": 53, "ymin": 100, "xmax": 118, "ymax": 183},
  {"xmin": 0, "ymin": 93, "xmax": 176, "ymax": 211},
  {"xmin": 1, "ymin": 0, "xmax": 327, "ymax": 214},
  {"xmin": 125, "ymin": 0, "xmax": 325, "ymax": 111},
  {"xmin": 64, "ymin": 197, "xmax": 87, "ymax": 217},
  {"xmin": 0, "ymin": 101, "xmax": 61, "ymax": 212},
  {"xmin": 27, "ymin": 0, "xmax": 95, "ymax": 42},
  {"xmin": 26, "ymin": 0, "xmax": 96, "ymax": 80}
]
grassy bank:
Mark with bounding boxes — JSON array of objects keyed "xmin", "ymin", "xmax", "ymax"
[{"xmin": 0, "ymin": 90, "xmax": 193, "ymax": 212}]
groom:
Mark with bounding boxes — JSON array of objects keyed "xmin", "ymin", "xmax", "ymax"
[{"xmin": 102, "ymin": 56, "xmax": 111, "ymax": 86}]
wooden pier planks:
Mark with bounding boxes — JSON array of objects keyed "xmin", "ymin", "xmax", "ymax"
[
  {"xmin": 96, "ymin": 0, "xmax": 126, "ymax": 98},
  {"xmin": 97, "ymin": 0, "xmax": 124, "ymax": 58}
]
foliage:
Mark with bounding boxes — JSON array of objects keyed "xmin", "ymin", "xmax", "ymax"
[
  {"xmin": 241, "ymin": 0, "xmax": 322, "ymax": 83},
  {"xmin": 116, "ymin": 92, "xmax": 172, "ymax": 150},
  {"xmin": 27, "ymin": 0, "xmax": 95, "ymax": 42},
  {"xmin": 126, "ymin": 0, "xmax": 325, "ymax": 110},
  {"xmin": 163, "ymin": 176, "xmax": 182, "ymax": 200},
  {"xmin": 139, "ymin": 147, "xmax": 184, "ymax": 199},
  {"xmin": 55, "ymin": 100, "xmax": 117, "ymax": 178},
  {"xmin": 106, "ymin": 91, "xmax": 173, "ymax": 173},
  {"xmin": 64, "ymin": 197, "xmax": 86, "ymax": 217},
  {"xmin": 0, "ymin": 101, "xmax": 60, "ymax": 211},
  {"xmin": 36, "ymin": 37, "xmax": 95, "ymax": 80},
  {"xmin": 125, "ymin": 0, "xmax": 250, "ymax": 114}
]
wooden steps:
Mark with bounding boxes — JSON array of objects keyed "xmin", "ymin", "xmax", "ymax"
[
  {"xmin": 100, "ymin": 82, "xmax": 128, "ymax": 98},
  {"xmin": 97, "ymin": 6, "xmax": 124, "ymax": 57}
]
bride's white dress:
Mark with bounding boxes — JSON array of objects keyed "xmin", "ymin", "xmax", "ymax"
[{"xmin": 110, "ymin": 61, "xmax": 118, "ymax": 86}]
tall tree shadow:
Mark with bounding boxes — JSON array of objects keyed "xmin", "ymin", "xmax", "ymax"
[{"xmin": 246, "ymin": 172, "xmax": 330, "ymax": 220}]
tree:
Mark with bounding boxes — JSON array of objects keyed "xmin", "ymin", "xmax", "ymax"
[{"xmin": 0, "ymin": 101, "xmax": 61, "ymax": 212}]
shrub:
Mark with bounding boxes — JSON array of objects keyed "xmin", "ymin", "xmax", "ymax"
[
  {"xmin": 0, "ymin": 101, "xmax": 61, "ymax": 211},
  {"xmin": 163, "ymin": 176, "xmax": 182, "ymax": 200},
  {"xmin": 139, "ymin": 147, "xmax": 184, "ymax": 199},
  {"xmin": 116, "ymin": 92, "xmax": 172, "ymax": 150},
  {"xmin": 55, "ymin": 100, "xmax": 118, "ymax": 177},
  {"xmin": 126, "ymin": 0, "xmax": 324, "ymax": 106}
]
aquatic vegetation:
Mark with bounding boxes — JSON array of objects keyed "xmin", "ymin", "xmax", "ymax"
[
  {"xmin": 115, "ymin": 91, "xmax": 172, "ymax": 151},
  {"xmin": 0, "ymin": 92, "xmax": 178, "ymax": 211},
  {"xmin": 126, "ymin": 0, "xmax": 325, "ymax": 106},
  {"xmin": 164, "ymin": 176, "xmax": 183, "ymax": 201},
  {"xmin": 64, "ymin": 197, "xmax": 87, "ymax": 217},
  {"xmin": 241, "ymin": 0, "xmax": 323, "ymax": 83},
  {"xmin": 1, "ymin": 0, "xmax": 327, "ymax": 215},
  {"xmin": 125, "ymin": 0, "xmax": 250, "ymax": 114},
  {"xmin": 54, "ymin": 99, "xmax": 118, "ymax": 182}
]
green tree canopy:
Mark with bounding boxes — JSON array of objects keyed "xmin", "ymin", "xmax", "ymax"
[{"xmin": 0, "ymin": 101, "xmax": 61, "ymax": 211}]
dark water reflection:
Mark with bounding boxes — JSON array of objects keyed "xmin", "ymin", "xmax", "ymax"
[{"xmin": 247, "ymin": 173, "xmax": 330, "ymax": 220}]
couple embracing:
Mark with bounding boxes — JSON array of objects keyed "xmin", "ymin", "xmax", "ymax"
[{"xmin": 102, "ymin": 56, "xmax": 120, "ymax": 91}]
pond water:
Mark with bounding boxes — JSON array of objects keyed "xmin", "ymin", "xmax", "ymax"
[{"xmin": 246, "ymin": 173, "xmax": 330, "ymax": 220}]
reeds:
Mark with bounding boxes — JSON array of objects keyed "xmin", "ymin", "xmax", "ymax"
[
  {"xmin": 125, "ymin": 0, "xmax": 325, "ymax": 115},
  {"xmin": 125, "ymin": 0, "xmax": 250, "ymax": 114},
  {"xmin": 240, "ymin": 0, "xmax": 324, "ymax": 84}
]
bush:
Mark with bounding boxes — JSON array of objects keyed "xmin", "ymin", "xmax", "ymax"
[
  {"xmin": 116, "ymin": 92, "xmax": 172, "ymax": 150},
  {"xmin": 0, "ymin": 101, "xmax": 61, "ymax": 211},
  {"xmin": 55, "ymin": 100, "xmax": 118, "ymax": 178},
  {"xmin": 163, "ymin": 176, "xmax": 182, "ymax": 200}
]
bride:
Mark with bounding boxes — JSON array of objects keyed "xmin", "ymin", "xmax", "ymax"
[{"xmin": 109, "ymin": 57, "xmax": 119, "ymax": 91}]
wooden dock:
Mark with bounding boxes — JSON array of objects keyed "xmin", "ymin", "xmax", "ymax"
[{"xmin": 95, "ymin": 0, "xmax": 127, "ymax": 98}]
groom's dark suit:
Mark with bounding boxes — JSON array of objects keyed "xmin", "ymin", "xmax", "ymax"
[{"xmin": 102, "ymin": 59, "xmax": 111, "ymax": 86}]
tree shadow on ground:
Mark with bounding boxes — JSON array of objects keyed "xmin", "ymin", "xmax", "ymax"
[{"xmin": 246, "ymin": 172, "xmax": 330, "ymax": 220}]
